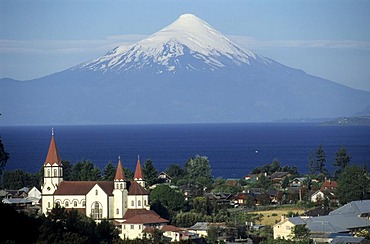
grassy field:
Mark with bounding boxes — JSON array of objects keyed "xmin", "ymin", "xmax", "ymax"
[{"xmin": 250, "ymin": 207, "xmax": 306, "ymax": 226}]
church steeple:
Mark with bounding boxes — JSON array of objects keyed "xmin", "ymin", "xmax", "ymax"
[
  {"xmin": 134, "ymin": 155, "xmax": 145, "ymax": 187},
  {"xmin": 114, "ymin": 156, "xmax": 126, "ymax": 182},
  {"xmin": 44, "ymin": 127, "xmax": 61, "ymax": 166},
  {"xmin": 42, "ymin": 128, "xmax": 63, "ymax": 215}
]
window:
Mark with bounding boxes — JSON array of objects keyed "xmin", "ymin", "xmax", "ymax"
[
  {"xmin": 74, "ymin": 201, "xmax": 77, "ymax": 207},
  {"xmin": 131, "ymin": 200, "xmax": 134, "ymax": 207},
  {"xmin": 54, "ymin": 169, "xmax": 57, "ymax": 176},
  {"xmin": 48, "ymin": 202, "xmax": 50, "ymax": 208},
  {"xmin": 116, "ymin": 208, "xmax": 119, "ymax": 214},
  {"xmin": 55, "ymin": 201, "xmax": 61, "ymax": 207},
  {"xmin": 65, "ymin": 201, "xmax": 69, "ymax": 207},
  {"xmin": 131, "ymin": 225, "xmax": 134, "ymax": 230},
  {"xmin": 120, "ymin": 183, "xmax": 123, "ymax": 189},
  {"xmin": 82, "ymin": 201, "xmax": 86, "ymax": 207},
  {"xmin": 144, "ymin": 200, "xmax": 147, "ymax": 206},
  {"xmin": 47, "ymin": 169, "xmax": 50, "ymax": 177},
  {"xmin": 92, "ymin": 202, "xmax": 102, "ymax": 220},
  {"xmin": 95, "ymin": 189, "xmax": 98, "ymax": 195},
  {"xmin": 138, "ymin": 200, "xmax": 141, "ymax": 207}
]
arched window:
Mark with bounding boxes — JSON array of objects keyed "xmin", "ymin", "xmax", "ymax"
[
  {"xmin": 95, "ymin": 189, "xmax": 98, "ymax": 195},
  {"xmin": 82, "ymin": 201, "xmax": 86, "ymax": 207},
  {"xmin": 120, "ymin": 183, "xmax": 123, "ymax": 189},
  {"xmin": 47, "ymin": 169, "xmax": 50, "ymax": 177},
  {"xmin": 92, "ymin": 202, "xmax": 102, "ymax": 220},
  {"xmin": 138, "ymin": 200, "xmax": 141, "ymax": 207},
  {"xmin": 55, "ymin": 201, "xmax": 61, "ymax": 207},
  {"xmin": 65, "ymin": 201, "xmax": 69, "ymax": 207},
  {"xmin": 74, "ymin": 201, "xmax": 77, "ymax": 207},
  {"xmin": 131, "ymin": 200, "xmax": 134, "ymax": 207},
  {"xmin": 53, "ymin": 169, "xmax": 57, "ymax": 176},
  {"xmin": 144, "ymin": 200, "xmax": 147, "ymax": 206},
  {"xmin": 116, "ymin": 208, "xmax": 119, "ymax": 214}
]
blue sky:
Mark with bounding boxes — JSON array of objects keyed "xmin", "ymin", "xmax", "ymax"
[{"xmin": 1, "ymin": 0, "xmax": 370, "ymax": 91}]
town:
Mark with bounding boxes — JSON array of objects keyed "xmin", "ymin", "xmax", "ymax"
[{"xmin": 0, "ymin": 131, "xmax": 369, "ymax": 244}]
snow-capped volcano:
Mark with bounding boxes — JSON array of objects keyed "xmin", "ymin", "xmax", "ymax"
[
  {"xmin": 1, "ymin": 13, "xmax": 370, "ymax": 126},
  {"xmin": 74, "ymin": 14, "xmax": 261, "ymax": 74}
]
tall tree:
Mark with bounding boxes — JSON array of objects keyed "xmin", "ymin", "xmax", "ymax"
[
  {"xmin": 102, "ymin": 162, "xmax": 116, "ymax": 181},
  {"xmin": 143, "ymin": 159, "xmax": 158, "ymax": 186},
  {"xmin": 185, "ymin": 155, "xmax": 213, "ymax": 196},
  {"xmin": 0, "ymin": 137, "xmax": 9, "ymax": 187},
  {"xmin": 333, "ymin": 146, "xmax": 350, "ymax": 178},
  {"xmin": 337, "ymin": 165, "xmax": 370, "ymax": 204},
  {"xmin": 165, "ymin": 163, "xmax": 185, "ymax": 185},
  {"xmin": 70, "ymin": 160, "xmax": 101, "ymax": 181},
  {"xmin": 308, "ymin": 151, "xmax": 316, "ymax": 175},
  {"xmin": 315, "ymin": 145, "xmax": 329, "ymax": 177}
]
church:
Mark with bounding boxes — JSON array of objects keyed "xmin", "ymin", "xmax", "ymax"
[{"xmin": 41, "ymin": 130, "xmax": 170, "ymax": 240}]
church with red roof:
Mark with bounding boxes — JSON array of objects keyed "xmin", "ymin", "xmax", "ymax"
[{"xmin": 41, "ymin": 129, "xmax": 169, "ymax": 240}]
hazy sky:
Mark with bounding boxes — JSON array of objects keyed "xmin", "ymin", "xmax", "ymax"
[{"xmin": 1, "ymin": 0, "xmax": 369, "ymax": 91}]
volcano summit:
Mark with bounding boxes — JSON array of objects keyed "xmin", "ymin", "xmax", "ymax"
[{"xmin": 1, "ymin": 14, "xmax": 369, "ymax": 125}]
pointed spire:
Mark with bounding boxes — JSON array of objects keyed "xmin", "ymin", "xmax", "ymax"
[
  {"xmin": 134, "ymin": 155, "xmax": 144, "ymax": 180},
  {"xmin": 44, "ymin": 128, "xmax": 61, "ymax": 165},
  {"xmin": 114, "ymin": 156, "xmax": 126, "ymax": 181}
]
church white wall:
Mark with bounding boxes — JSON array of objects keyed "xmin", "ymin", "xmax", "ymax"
[
  {"xmin": 54, "ymin": 195, "xmax": 86, "ymax": 209},
  {"xmin": 86, "ymin": 185, "xmax": 110, "ymax": 220},
  {"xmin": 127, "ymin": 195, "xmax": 150, "ymax": 210}
]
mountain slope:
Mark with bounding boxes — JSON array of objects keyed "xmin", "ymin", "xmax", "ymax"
[{"xmin": 1, "ymin": 14, "xmax": 370, "ymax": 125}]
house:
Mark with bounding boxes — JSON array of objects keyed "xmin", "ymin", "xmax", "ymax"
[
  {"xmin": 320, "ymin": 179, "xmax": 338, "ymax": 191},
  {"xmin": 40, "ymin": 129, "xmax": 170, "ymax": 240},
  {"xmin": 273, "ymin": 200, "xmax": 370, "ymax": 242},
  {"xmin": 290, "ymin": 177, "xmax": 307, "ymax": 187},
  {"xmin": 27, "ymin": 186, "xmax": 42, "ymax": 205},
  {"xmin": 157, "ymin": 172, "xmax": 171, "ymax": 184},
  {"xmin": 269, "ymin": 172, "xmax": 291, "ymax": 183},
  {"xmin": 310, "ymin": 190, "xmax": 325, "ymax": 203},
  {"xmin": 273, "ymin": 215, "xmax": 306, "ymax": 239}
]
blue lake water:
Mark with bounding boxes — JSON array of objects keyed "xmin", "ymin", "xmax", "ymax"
[{"xmin": 1, "ymin": 123, "xmax": 370, "ymax": 178}]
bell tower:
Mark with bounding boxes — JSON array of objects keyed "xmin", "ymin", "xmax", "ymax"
[{"xmin": 41, "ymin": 128, "xmax": 63, "ymax": 214}]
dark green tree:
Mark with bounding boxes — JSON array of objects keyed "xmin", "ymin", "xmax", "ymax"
[
  {"xmin": 337, "ymin": 165, "xmax": 370, "ymax": 204},
  {"xmin": 150, "ymin": 184, "xmax": 185, "ymax": 213},
  {"xmin": 165, "ymin": 163, "xmax": 185, "ymax": 185},
  {"xmin": 143, "ymin": 159, "xmax": 158, "ymax": 186},
  {"xmin": 2, "ymin": 169, "xmax": 38, "ymax": 189},
  {"xmin": 289, "ymin": 224, "xmax": 311, "ymax": 243},
  {"xmin": 124, "ymin": 167, "xmax": 134, "ymax": 180},
  {"xmin": 333, "ymin": 146, "xmax": 350, "ymax": 178},
  {"xmin": 103, "ymin": 161, "xmax": 116, "ymax": 181},
  {"xmin": 0, "ymin": 137, "xmax": 9, "ymax": 187},
  {"xmin": 70, "ymin": 160, "xmax": 101, "ymax": 181},
  {"xmin": 308, "ymin": 151, "xmax": 316, "ymax": 175},
  {"xmin": 315, "ymin": 145, "xmax": 329, "ymax": 177},
  {"xmin": 254, "ymin": 173, "xmax": 272, "ymax": 190}
]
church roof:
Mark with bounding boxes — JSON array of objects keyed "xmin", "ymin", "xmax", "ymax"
[
  {"xmin": 128, "ymin": 181, "xmax": 149, "ymax": 195},
  {"xmin": 123, "ymin": 209, "xmax": 168, "ymax": 224},
  {"xmin": 114, "ymin": 157, "xmax": 126, "ymax": 181},
  {"xmin": 54, "ymin": 181, "xmax": 114, "ymax": 196},
  {"xmin": 44, "ymin": 129, "xmax": 61, "ymax": 166},
  {"xmin": 134, "ymin": 156, "xmax": 144, "ymax": 180}
]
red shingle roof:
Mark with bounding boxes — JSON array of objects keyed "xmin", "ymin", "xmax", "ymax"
[
  {"xmin": 54, "ymin": 181, "xmax": 114, "ymax": 196},
  {"xmin": 134, "ymin": 157, "xmax": 144, "ymax": 180},
  {"xmin": 128, "ymin": 181, "xmax": 149, "ymax": 195},
  {"xmin": 44, "ymin": 132, "xmax": 61, "ymax": 166},
  {"xmin": 123, "ymin": 209, "xmax": 168, "ymax": 224},
  {"xmin": 114, "ymin": 158, "xmax": 126, "ymax": 181}
]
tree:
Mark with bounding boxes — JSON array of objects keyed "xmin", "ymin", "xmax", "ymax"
[
  {"xmin": 315, "ymin": 145, "xmax": 329, "ymax": 177},
  {"xmin": 289, "ymin": 224, "xmax": 311, "ymax": 243},
  {"xmin": 333, "ymin": 146, "xmax": 350, "ymax": 178},
  {"xmin": 150, "ymin": 184, "xmax": 185, "ymax": 213},
  {"xmin": 165, "ymin": 164, "xmax": 185, "ymax": 185},
  {"xmin": 337, "ymin": 165, "xmax": 370, "ymax": 204},
  {"xmin": 2, "ymin": 169, "xmax": 38, "ymax": 189},
  {"xmin": 143, "ymin": 159, "xmax": 158, "ymax": 186},
  {"xmin": 308, "ymin": 151, "xmax": 316, "ymax": 175},
  {"xmin": 102, "ymin": 161, "xmax": 116, "ymax": 181},
  {"xmin": 0, "ymin": 137, "xmax": 9, "ymax": 187},
  {"xmin": 185, "ymin": 155, "xmax": 213, "ymax": 196},
  {"xmin": 70, "ymin": 160, "xmax": 101, "ymax": 181}
]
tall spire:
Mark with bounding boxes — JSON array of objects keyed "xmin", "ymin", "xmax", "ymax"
[
  {"xmin": 134, "ymin": 155, "xmax": 144, "ymax": 180},
  {"xmin": 44, "ymin": 128, "xmax": 61, "ymax": 165},
  {"xmin": 114, "ymin": 156, "xmax": 126, "ymax": 181}
]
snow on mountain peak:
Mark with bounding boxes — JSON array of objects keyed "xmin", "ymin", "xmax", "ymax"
[{"xmin": 75, "ymin": 14, "xmax": 258, "ymax": 73}]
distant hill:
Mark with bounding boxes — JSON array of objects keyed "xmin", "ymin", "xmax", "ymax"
[
  {"xmin": 1, "ymin": 14, "xmax": 370, "ymax": 126},
  {"xmin": 323, "ymin": 116, "xmax": 370, "ymax": 126}
]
